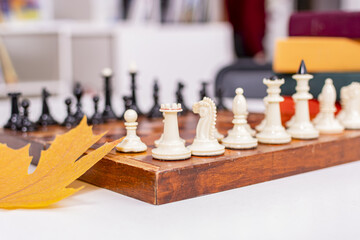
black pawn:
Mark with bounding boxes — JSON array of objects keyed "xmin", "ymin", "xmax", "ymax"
[
  {"xmin": 37, "ymin": 88, "xmax": 58, "ymax": 126},
  {"xmin": 147, "ymin": 80, "xmax": 162, "ymax": 118},
  {"xmin": 120, "ymin": 96, "xmax": 132, "ymax": 119},
  {"xmin": 102, "ymin": 69, "xmax": 117, "ymax": 121},
  {"xmin": 216, "ymin": 87, "xmax": 228, "ymax": 111},
  {"xmin": 73, "ymin": 83, "xmax": 85, "ymax": 123},
  {"xmin": 18, "ymin": 99, "xmax": 37, "ymax": 132},
  {"xmin": 297, "ymin": 59, "xmax": 307, "ymax": 74},
  {"xmin": 4, "ymin": 92, "xmax": 21, "ymax": 130},
  {"xmin": 176, "ymin": 82, "xmax": 189, "ymax": 115},
  {"xmin": 129, "ymin": 71, "xmax": 143, "ymax": 115},
  {"xmin": 62, "ymin": 98, "xmax": 77, "ymax": 128},
  {"xmin": 89, "ymin": 95, "xmax": 104, "ymax": 125},
  {"xmin": 200, "ymin": 82, "xmax": 209, "ymax": 100}
]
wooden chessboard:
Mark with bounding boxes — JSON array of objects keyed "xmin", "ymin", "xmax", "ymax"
[{"xmin": 0, "ymin": 111, "xmax": 359, "ymax": 205}]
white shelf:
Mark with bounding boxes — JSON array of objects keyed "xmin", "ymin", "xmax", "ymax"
[{"xmin": 0, "ymin": 21, "xmax": 233, "ymax": 112}]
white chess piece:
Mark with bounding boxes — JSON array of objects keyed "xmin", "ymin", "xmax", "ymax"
[
  {"xmin": 152, "ymin": 103, "xmax": 191, "ymax": 160},
  {"xmin": 287, "ymin": 60, "xmax": 319, "ymax": 139},
  {"xmin": 285, "ymin": 114, "xmax": 295, "ymax": 128},
  {"xmin": 227, "ymin": 110, "xmax": 256, "ymax": 137},
  {"xmin": 214, "ymin": 128, "xmax": 224, "ymax": 141},
  {"xmin": 222, "ymin": 88, "xmax": 258, "ymax": 149},
  {"xmin": 116, "ymin": 109, "xmax": 147, "ymax": 153},
  {"xmin": 285, "ymin": 99, "xmax": 296, "ymax": 128},
  {"xmin": 336, "ymin": 85, "xmax": 349, "ymax": 122},
  {"xmin": 154, "ymin": 113, "xmax": 185, "ymax": 147},
  {"xmin": 340, "ymin": 82, "xmax": 360, "ymax": 129},
  {"xmin": 255, "ymin": 102, "xmax": 267, "ymax": 132},
  {"xmin": 312, "ymin": 92, "xmax": 323, "ymax": 125},
  {"xmin": 314, "ymin": 78, "xmax": 344, "ymax": 134},
  {"xmin": 256, "ymin": 77, "xmax": 291, "ymax": 144},
  {"xmin": 188, "ymin": 97, "xmax": 225, "ymax": 156},
  {"xmin": 244, "ymin": 116, "xmax": 256, "ymax": 136}
]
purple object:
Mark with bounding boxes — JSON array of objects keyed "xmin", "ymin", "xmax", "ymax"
[{"xmin": 289, "ymin": 11, "xmax": 360, "ymax": 38}]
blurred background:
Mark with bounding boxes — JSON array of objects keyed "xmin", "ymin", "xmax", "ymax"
[{"xmin": 0, "ymin": 0, "xmax": 359, "ymax": 122}]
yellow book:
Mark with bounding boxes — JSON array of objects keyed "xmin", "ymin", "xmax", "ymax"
[{"xmin": 273, "ymin": 37, "xmax": 360, "ymax": 73}]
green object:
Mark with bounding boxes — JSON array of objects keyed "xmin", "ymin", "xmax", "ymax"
[{"xmin": 277, "ymin": 72, "xmax": 360, "ymax": 100}]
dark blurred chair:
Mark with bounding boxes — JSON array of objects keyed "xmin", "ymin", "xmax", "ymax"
[{"xmin": 215, "ymin": 58, "xmax": 273, "ymax": 99}]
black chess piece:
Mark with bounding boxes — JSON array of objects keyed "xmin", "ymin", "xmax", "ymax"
[
  {"xmin": 73, "ymin": 82, "xmax": 85, "ymax": 123},
  {"xmin": 147, "ymin": 80, "xmax": 162, "ymax": 118},
  {"xmin": 18, "ymin": 99, "xmax": 37, "ymax": 132},
  {"xmin": 4, "ymin": 92, "xmax": 21, "ymax": 130},
  {"xmin": 200, "ymin": 82, "xmax": 209, "ymax": 100},
  {"xmin": 62, "ymin": 98, "xmax": 77, "ymax": 128},
  {"xmin": 120, "ymin": 96, "xmax": 132, "ymax": 119},
  {"xmin": 216, "ymin": 87, "xmax": 228, "ymax": 111},
  {"xmin": 37, "ymin": 88, "xmax": 58, "ymax": 126},
  {"xmin": 101, "ymin": 69, "xmax": 117, "ymax": 121},
  {"xmin": 176, "ymin": 82, "xmax": 189, "ymax": 115},
  {"xmin": 89, "ymin": 95, "xmax": 104, "ymax": 125},
  {"xmin": 129, "ymin": 70, "xmax": 143, "ymax": 115}
]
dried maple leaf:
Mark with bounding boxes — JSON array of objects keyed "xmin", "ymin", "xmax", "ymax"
[{"xmin": 0, "ymin": 117, "xmax": 121, "ymax": 209}]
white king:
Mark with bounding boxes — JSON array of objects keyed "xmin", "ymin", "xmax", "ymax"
[{"xmin": 287, "ymin": 60, "xmax": 319, "ymax": 139}]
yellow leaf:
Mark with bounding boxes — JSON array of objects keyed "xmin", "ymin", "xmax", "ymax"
[{"xmin": 0, "ymin": 117, "xmax": 122, "ymax": 209}]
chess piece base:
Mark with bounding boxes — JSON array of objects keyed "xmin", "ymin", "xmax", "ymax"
[
  {"xmin": 188, "ymin": 139, "xmax": 225, "ymax": 156},
  {"xmin": 227, "ymin": 126, "xmax": 256, "ymax": 138},
  {"xmin": 287, "ymin": 122, "xmax": 319, "ymax": 139},
  {"xmin": 116, "ymin": 137, "xmax": 147, "ymax": 153},
  {"xmin": 222, "ymin": 138, "xmax": 258, "ymax": 149},
  {"xmin": 256, "ymin": 127, "xmax": 291, "ymax": 144},
  {"xmin": 222, "ymin": 128, "xmax": 258, "ymax": 149},
  {"xmin": 37, "ymin": 114, "xmax": 58, "ymax": 126},
  {"xmin": 315, "ymin": 118, "xmax": 344, "ymax": 134},
  {"xmin": 341, "ymin": 120, "xmax": 360, "ymax": 129},
  {"xmin": 152, "ymin": 145, "xmax": 191, "ymax": 161}
]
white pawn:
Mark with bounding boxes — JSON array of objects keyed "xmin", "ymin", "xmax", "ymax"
[
  {"xmin": 152, "ymin": 103, "xmax": 191, "ymax": 160},
  {"xmin": 341, "ymin": 82, "xmax": 360, "ymax": 129},
  {"xmin": 314, "ymin": 78, "xmax": 344, "ymax": 134},
  {"xmin": 188, "ymin": 97, "xmax": 225, "ymax": 156},
  {"xmin": 116, "ymin": 109, "xmax": 147, "ymax": 153},
  {"xmin": 256, "ymin": 77, "xmax": 291, "ymax": 144},
  {"xmin": 287, "ymin": 60, "xmax": 319, "ymax": 139},
  {"xmin": 336, "ymin": 85, "xmax": 349, "ymax": 123},
  {"xmin": 227, "ymin": 110, "xmax": 256, "ymax": 137},
  {"xmin": 222, "ymin": 88, "xmax": 258, "ymax": 149}
]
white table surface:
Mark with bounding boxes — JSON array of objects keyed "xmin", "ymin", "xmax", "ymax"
[{"xmin": 0, "ymin": 96, "xmax": 359, "ymax": 240}]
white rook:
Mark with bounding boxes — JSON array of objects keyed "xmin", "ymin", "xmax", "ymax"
[
  {"xmin": 256, "ymin": 76, "xmax": 291, "ymax": 144},
  {"xmin": 152, "ymin": 103, "xmax": 191, "ymax": 160}
]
